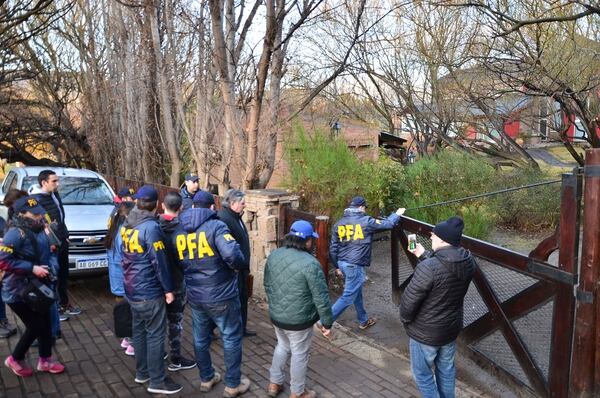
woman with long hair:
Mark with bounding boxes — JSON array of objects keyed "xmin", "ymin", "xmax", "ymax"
[{"xmin": 105, "ymin": 201, "xmax": 134, "ymax": 354}]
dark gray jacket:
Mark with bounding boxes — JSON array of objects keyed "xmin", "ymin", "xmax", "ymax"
[
  {"xmin": 217, "ymin": 207, "xmax": 250, "ymax": 270},
  {"xmin": 400, "ymin": 246, "xmax": 475, "ymax": 346}
]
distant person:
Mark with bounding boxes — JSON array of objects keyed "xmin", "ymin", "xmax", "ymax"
[
  {"xmin": 29, "ymin": 170, "xmax": 81, "ymax": 318},
  {"xmin": 0, "ymin": 214, "xmax": 16, "ymax": 339},
  {"xmin": 264, "ymin": 220, "xmax": 333, "ymax": 398},
  {"xmin": 173, "ymin": 190, "xmax": 249, "ymax": 397},
  {"xmin": 401, "ymin": 217, "xmax": 475, "ymax": 398},
  {"xmin": 327, "ymin": 196, "xmax": 405, "ymax": 330},
  {"xmin": 180, "ymin": 173, "xmax": 199, "ymax": 212},
  {"xmin": 0, "ymin": 196, "xmax": 65, "ymax": 377},
  {"xmin": 158, "ymin": 191, "xmax": 196, "ymax": 372},
  {"xmin": 218, "ymin": 189, "xmax": 254, "ymax": 337},
  {"xmin": 120, "ymin": 185, "xmax": 181, "ymax": 395}
]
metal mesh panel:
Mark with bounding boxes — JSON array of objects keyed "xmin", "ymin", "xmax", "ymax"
[
  {"xmin": 512, "ymin": 300, "xmax": 554, "ymax": 382},
  {"xmin": 463, "ymin": 281, "xmax": 488, "ymax": 327},
  {"xmin": 473, "ymin": 329, "xmax": 532, "ymax": 388},
  {"xmin": 475, "ymin": 255, "xmax": 538, "ymax": 302}
]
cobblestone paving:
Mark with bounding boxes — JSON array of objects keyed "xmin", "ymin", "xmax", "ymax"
[{"xmin": 0, "ymin": 276, "xmax": 453, "ymax": 398}]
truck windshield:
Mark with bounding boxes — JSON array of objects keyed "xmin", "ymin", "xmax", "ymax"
[{"xmin": 23, "ymin": 177, "xmax": 114, "ymax": 205}]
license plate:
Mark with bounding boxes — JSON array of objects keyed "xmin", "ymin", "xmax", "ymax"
[{"xmin": 76, "ymin": 258, "xmax": 108, "ymax": 270}]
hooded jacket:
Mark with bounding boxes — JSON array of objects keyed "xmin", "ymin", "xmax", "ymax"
[
  {"xmin": 217, "ymin": 207, "xmax": 250, "ymax": 270},
  {"xmin": 159, "ymin": 214, "xmax": 184, "ymax": 294},
  {"xmin": 0, "ymin": 218, "xmax": 55, "ymax": 303},
  {"xmin": 173, "ymin": 208, "xmax": 245, "ymax": 304},
  {"xmin": 29, "ymin": 184, "xmax": 69, "ymax": 242},
  {"xmin": 400, "ymin": 246, "xmax": 476, "ymax": 346},
  {"xmin": 120, "ymin": 207, "xmax": 172, "ymax": 301},
  {"xmin": 330, "ymin": 208, "xmax": 400, "ymax": 268}
]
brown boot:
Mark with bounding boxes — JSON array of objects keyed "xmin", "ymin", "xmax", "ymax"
[
  {"xmin": 290, "ymin": 389, "xmax": 317, "ymax": 398},
  {"xmin": 267, "ymin": 382, "xmax": 284, "ymax": 397}
]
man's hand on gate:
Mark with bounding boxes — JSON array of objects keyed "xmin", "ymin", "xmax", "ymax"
[
  {"xmin": 396, "ymin": 207, "xmax": 406, "ymax": 216},
  {"xmin": 408, "ymin": 243, "xmax": 425, "ymax": 258},
  {"xmin": 165, "ymin": 292, "xmax": 174, "ymax": 304}
]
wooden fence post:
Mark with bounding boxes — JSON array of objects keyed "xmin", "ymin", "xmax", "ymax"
[
  {"xmin": 315, "ymin": 216, "xmax": 329, "ymax": 282},
  {"xmin": 572, "ymin": 150, "xmax": 600, "ymax": 397}
]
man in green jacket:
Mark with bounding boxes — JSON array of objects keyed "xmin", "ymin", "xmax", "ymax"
[{"xmin": 264, "ymin": 220, "xmax": 333, "ymax": 398}]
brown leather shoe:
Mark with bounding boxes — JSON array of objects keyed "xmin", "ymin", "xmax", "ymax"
[
  {"xmin": 267, "ymin": 382, "xmax": 284, "ymax": 397},
  {"xmin": 290, "ymin": 389, "xmax": 317, "ymax": 398}
]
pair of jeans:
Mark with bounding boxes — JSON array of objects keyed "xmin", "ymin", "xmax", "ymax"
[
  {"xmin": 331, "ymin": 261, "xmax": 368, "ymax": 324},
  {"xmin": 166, "ymin": 292, "xmax": 185, "ymax": 363},
  {"xmin": 409, "ymin": 338, "xmax": 457, "ymax": 398},
  {"xmin": 0, "ymin": 294, "xmax": 6, "ymax": 320},
  {"xmin": 8, "ymin": 302, "xmax": 52, "ymax": 359},
  {"xmin": 190, "ymin": 297, "xmax": 243, "ymax": 388},
  {"xmin": 129, "ymin": 297, "xmax": 167, "ymax": 388},
  {"xmin": 237, "ymin": 269, "xmax": 250, "ymax": 331},
  {"xmin": 269, "ymin": 326, "xmax": 314, "ymax": 395}
]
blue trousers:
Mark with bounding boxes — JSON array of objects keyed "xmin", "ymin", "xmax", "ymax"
[{"xmin": 409, "ymin": 338, "xmax": 457, "ymax": 398}]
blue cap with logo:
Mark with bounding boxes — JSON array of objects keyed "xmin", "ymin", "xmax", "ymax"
[
  {"xmin": 349, "ymin": 195, "xmax": 367, "ymax": 207},
  {"xmin": 185, "ymin": 173, "xmax": 199, "ymax": 182},
  {"xmin": 134, "ymin": 185, "xmax": 158, "ymax": 202},
  {"xmin": 193, "ymin": 190, "xmax": 215, "ymax": 207},
  {"xmin": 13, "ymin": 196, "xmax": 46, "ymax": 215},
  {"xmin": 290, "ymin": 220, "xmax": 319, "ymax": 240}
]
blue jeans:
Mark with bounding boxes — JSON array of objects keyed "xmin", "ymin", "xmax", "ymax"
[
  {"xmin": 0, "ymin": 294, "xmax": 6, "ymax": 320},
  {"xmin": 331, "ymin": 261, "xmax": 368, "ymax": 324},
  {"xmin": 190, "ymin": 297, "xmax": 243, "ymax": 388},
  {"xmin": 409, "ymin": 338, "xmax": 456, "ymax": 398},
  {"xmin": 129, "ymin": 297, "xmax": 167, "ymax": 388},
  {"xmin": 50, "ymin": 302, "xmax": 60, "ymax": 337}
]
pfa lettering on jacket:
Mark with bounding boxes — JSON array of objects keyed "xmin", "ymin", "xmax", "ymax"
[
  {"xmin": 176, "ymin": 232, "xmax": 217, "ymax": 260},
  {"xmin": 337, "ymin": 224, "xmax": 364, "ymax": 241},
  {"xmin": 120, "ymin": 227, "xmax": 165, "ymax": 254}
]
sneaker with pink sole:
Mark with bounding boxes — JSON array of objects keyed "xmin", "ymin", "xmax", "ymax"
[
  {"xmin": 120, "ymin": 338, "xmax": 131, "ymax": 349},
  {"xmin": 4, "ymin": 356, "xmax": 33, "ymax": 377},
  {"xmin": 125, "ymin": 344, "xmax": 135, "ymax": 356},
  {"xmin": 37, "ymin": 357, "xmax": 65, "ymax": 374}
]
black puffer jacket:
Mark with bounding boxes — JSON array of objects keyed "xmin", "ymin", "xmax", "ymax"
[
  {"xmin": 400, "ymin": 246, "xmax": 475, "ymax": 346},
  {"xmin": 159, "ymin": 214, "xmax": 184, "ymax": 294},
  {"xmin": 29, "ymin": 185, "xmax": 68, "ymax": 241}
]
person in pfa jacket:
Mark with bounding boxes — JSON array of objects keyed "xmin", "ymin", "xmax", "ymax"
[
  {"xmin": 264, "ymin": 220, "xmax": 333, "ymax": 398},
  {"xmin": 328, "ymin": 196, "xmax": 405, "ymax": 329},
  {"xmin": 0, "ymin": 196, "xmax": 65, "ymax": 377},
  {"xmin": 120, "ymin": 185, "xmax": 181, "ymax": 395},
  {"xmin": 401, "ymin": 216, "xmax": 475, "ymax": 398},
  {"xmin": 173, "ymin": 190, "xmax": 249, "ymax": 397}
]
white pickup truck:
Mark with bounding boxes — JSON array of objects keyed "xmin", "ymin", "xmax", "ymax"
[{"xmin": 0, "ymin": 167, "xmax": 115, "ymax": 275}]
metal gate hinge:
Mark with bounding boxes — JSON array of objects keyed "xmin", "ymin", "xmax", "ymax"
[{"xmin": 576, "ymin": 289, "xmax": 594, "ymax": 304}]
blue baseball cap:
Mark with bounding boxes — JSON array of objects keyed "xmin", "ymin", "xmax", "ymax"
[
  {"xmin": 13, "ymin": 196, "xmax": 46, "ymax": 215},
  {"xmin": 134, "ymin": 185, "xmax": 158, "ymax": 201},
  {"xmin": 290, "ymin": 220, "xmax": 319, "ymax": 240},
  {"xmin": 349, "ymin": 195, "xmax": 367, "ymax": 207},
  {"xmin": 185, "ymin": 173, "xmax": 199, "ymax": 182},
  {"xmin": 193, "ymin": 190, "xmax": 215, "ymax": 207}
]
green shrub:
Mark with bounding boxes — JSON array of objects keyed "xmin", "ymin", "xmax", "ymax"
[{"xmin": 284, "ymin": 123, "xmax": 402, "ymax": 219}]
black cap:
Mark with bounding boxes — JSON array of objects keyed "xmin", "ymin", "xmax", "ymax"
[
  {"xmin": 13, "ymin": 196, "xmax": 46, "ymax": 215},
  {"xmin": 118, "ymin": 186, "xmax": 135, "ymax": 198},
  {"xmin": 432, "ymin": 216, "xmax": 464, "ymax": 246},
  {"xmin": 134, "ymin": 185, "xmax": 159, "ymax": 202},
  {"xmin": 349, "ymin": 196, "xmax": 367, "ymax": 207}
]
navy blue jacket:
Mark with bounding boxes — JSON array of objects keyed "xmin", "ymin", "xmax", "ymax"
[
  {"xmin": 173, "ymin": 208, "xmax": 245, "ymax": 305},
  {"xmin": 120, "ymin": 208, "xmax": 173, "ymax": 301},
  {"xmin": 180, "ymin": 187, "xmax": 194, "ymax": 212},
  {"xmin": 0, "ymin": 223, "xmax": 54, "ymax": 303},
  {"xmin": 330, "ymin": 208, "xmax": 400, "ymax": 268}
]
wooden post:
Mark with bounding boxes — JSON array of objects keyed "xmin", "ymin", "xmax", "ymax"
[
  {"xmin": 572, "ymin": 150, "xmax": 600, "ymax": 397},
  {"xmin": 549, "ymin": 172, "xmax": 581, "ymax": 397},
  {"xmin": 278, "ymin": 203, "xmax": 289, "ymax": 247},
  {"xmin": 315, "ymin": 216, "xmax": 330, "ymax": 282}
]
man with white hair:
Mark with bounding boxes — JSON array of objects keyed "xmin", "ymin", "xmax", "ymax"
[{"xmin": 218, "ymin": 189, "xmax": 254, "ymax": 337}]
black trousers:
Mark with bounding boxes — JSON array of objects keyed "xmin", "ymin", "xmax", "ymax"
[
  {"xmin": 237, "ymin": 269, "xmax": 249, "ymax": 331},
  {"xmin": 57, "ymin": 244, "xmax": 69, "ymax": 306},
  {"xmin": 8, "ymin": 302, "xmax": 52, "ymax": 360}
]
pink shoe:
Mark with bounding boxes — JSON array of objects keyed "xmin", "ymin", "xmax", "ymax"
[
  {"xmin": 125, "ymin": 344, "xmax": 135, "ymax": 356},
  {"xmin": 37, "ymin": 357, "xmax": 65, "ymax": 374},
  {"xmin": 4, "ymin": 356, "xmax": 33, "ymax": 377},
  {"xmin": 120, "ymin": 338, "xmax": 131, "ymax": 349}
]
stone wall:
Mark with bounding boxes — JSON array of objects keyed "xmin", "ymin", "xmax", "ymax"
[{"xmin": 242, "ymin": 189, "xmax": 299, "ymax": 298}]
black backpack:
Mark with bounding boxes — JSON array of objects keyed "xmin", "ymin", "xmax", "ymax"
[{"xmin": 18, "ymin": 228, "xmax": 56, "ymax": 313}]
